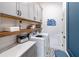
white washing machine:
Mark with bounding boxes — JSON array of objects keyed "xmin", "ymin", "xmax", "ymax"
[{"xmin": 30, "ymin": 33, "xmax": 50, "ymax": 57}]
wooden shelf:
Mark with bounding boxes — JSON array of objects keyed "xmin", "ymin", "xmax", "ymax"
[
  {"xmin": 0, "ymin": 29, "xmax": 32, "ymax": 37},
  {"xmin": 0, "ymin": 13, "xmax": 42, "ymax": 37},
  {"xmin": 0, "ymin": 13, "xmax": 41, "ymax": 24},
  {"xmin": 0, "ymin": 28, "xmax": 40, "ymax": 37}
]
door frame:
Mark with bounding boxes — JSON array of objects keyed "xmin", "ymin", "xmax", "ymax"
[{"xmin": 66, "ymin": 2, "xmax": 75, "ymax": 57}]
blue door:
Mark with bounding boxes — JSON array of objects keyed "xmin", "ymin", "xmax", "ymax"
[{"xmin": 67, "ymin": 2, "xmax": 79, "ymax": 57}]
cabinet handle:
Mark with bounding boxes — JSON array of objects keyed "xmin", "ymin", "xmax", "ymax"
[
  {"xmin": 17, "ymin": 10, "xmax": 20, "ymax": 16},
  {"xmin": 17, "ymin": 10, "xmax": 22, "ymax": 16},
  {"xmin": 34, "ymin": 16, "xmax": 36, "ymax": 20},
  {"xmin": 19, "ymin": 10, "xmax": 22, "ymax": 16}
]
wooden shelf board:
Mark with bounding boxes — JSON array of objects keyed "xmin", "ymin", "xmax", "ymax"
[
  {"xmin": 0, "ymin": 28, "xmax": 40, "ymax": 37},
  {"xmin": 0, "ymin": 13, "xmax": 41, "ymax": 24},
  {"xmin": 0, "ymin": 12, "xmax": 42, "ymax": 37},
  {"xmin": 0, "ymin": 29, "xmax": 32, "ymax": 37}
]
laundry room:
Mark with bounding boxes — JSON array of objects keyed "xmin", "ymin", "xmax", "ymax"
[{"xmin": 0, "ymin": 1, "xmax": 79, "ymax": 58}]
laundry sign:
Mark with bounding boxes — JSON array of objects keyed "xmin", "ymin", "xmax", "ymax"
[{"xmin": 47, "ymin": 19, "xmax": 56, "ymax": 26}]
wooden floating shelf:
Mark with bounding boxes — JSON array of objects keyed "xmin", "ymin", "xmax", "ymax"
[
  {"xmin": 0, "ymin": 13, "xmax": 42, "ymax": 37},
  {"xmin": 0, "ymin": 13, "xmax": 41, "ymax": 24},
  {"xmin": 0, "ymin": 28, "xmax": 40, "ymax": 37},
  {"xmin": 0, "ymin": 29, "xmax": 32, "ymax": 37}
]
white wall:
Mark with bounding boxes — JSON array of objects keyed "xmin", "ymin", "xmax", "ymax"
[
  {"xmin": 41, "ymin": 2, "xmax": 66, "ymax": 50},
  {"xmin": 0, "ymin": 17, "xmax": 17, "ymax": 52},
  {"xmin": 0, "ymin": 17, "xmax": 29, "ymax": 53}
]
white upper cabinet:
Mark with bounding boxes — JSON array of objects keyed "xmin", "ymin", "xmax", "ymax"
[
  {"xmin": 33, "ymin": 3, "xmax": 38, "ymax": 21},
  {"xmin": 28, "ymin": 3, "xmax": 34, "ymax": 20},
  {"xmin": 16, "ymin": 2, "xmax": 29, "ymax": 19},
  {"xmin": 0, "ymin": 2, "xmax": 42, "ymax": 22},
  {"xmin": 33, "ymin": 3, "xmax": 42, "ymax": 22},
  {"xmin": 20, "ymin": 2, "xmax": 29, "ymax": 19},
  {"xmin": 0, "ymin": 2, "xmax": 17, "ymax": 16},
  {"xmin": 37, "ymin": 4, "xmax": 42, "ymax": 22},
  {"xmin": 39, "ymin": 6, "xmax": 42, "ymax": 22}
]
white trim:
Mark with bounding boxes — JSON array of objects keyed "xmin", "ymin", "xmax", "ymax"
[
  {"xmin": 63, "ymin": 2, "xmax": 67, "ymax": 51},
  {"xmin": 65, "ymin": 50, "xmax": 70, "ymax": 57}
]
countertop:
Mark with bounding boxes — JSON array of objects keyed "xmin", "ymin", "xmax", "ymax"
[{"xmin": 0, "ymin": 41, "xmax": 36, "ymax": 57}]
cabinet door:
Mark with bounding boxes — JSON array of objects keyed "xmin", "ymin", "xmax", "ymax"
[
  {"xmin": 37, "ymin": 4, "xmax": 42, "ymax": 22},
  {"xmin": 33, "ymin": 3, "xmax": 38, "ymax": 21},
  {"xmin": 37, "ymin": 4, "xmax": 40, "ymax": 22},
  {"xmin": 21, "ymin": 45, "xmax": 37, "ymax": 57},
  {"xmin": 0, "ymin": 2, "xmax": 17, "ymax": 16},
  {"xmin": 40, "ymin": 7, "xmax": 42, "ymax": 22},
  {"xmin": 19, "ymin": 2, "xmax": 29, "ymax": 19},
  {"xmin": 34, "ymin": 3, "xmax": 42, "ymax": 22},
  {"xmin": 28, "ymin": 3, "xmax": 34, "ymax": 20}
]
